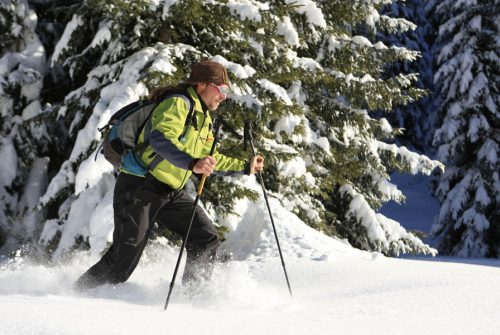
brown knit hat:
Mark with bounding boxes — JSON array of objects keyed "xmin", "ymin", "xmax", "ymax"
[{"xmin": 187, "ymin": 60, "xmax": 230, "ymax": 86}]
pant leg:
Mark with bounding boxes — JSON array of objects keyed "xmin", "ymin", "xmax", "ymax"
[
  {"xmin": 155, "ymin": 190, "xmax": 220, "ymax": 284},
  {"xmin": 75, "ymin": 173, "xmax": 173, "ymax": 289}
]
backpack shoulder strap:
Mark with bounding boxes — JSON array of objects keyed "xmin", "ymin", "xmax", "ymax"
[
  {"xmin": 174, "ymin": 92, "xmax": 195, "ymax": 142},
  {"xmin": 137, "ymin": 89, "xmax": 196, "ymax": 171},
  {"xmin": 141, "ymin": 89, "xmax": 195, "ymax": 144}
]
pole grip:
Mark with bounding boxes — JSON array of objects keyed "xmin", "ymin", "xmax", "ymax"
[{"xmin": 197, "ymin": 175, "xmax": 207, "ymax": 196}]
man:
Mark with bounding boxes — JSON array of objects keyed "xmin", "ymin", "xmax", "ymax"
[{"xmin": 76, "ymin": 60, "xmax": 264, "ymax": 290}]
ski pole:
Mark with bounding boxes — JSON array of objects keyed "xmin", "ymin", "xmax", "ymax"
[
  {"xmin": 246, "ymin": 122, "xmax": 293, "ymax": 297},
  {"xmin": 164, "ymin": 121, "xmax": 221, "ymax": 310}
]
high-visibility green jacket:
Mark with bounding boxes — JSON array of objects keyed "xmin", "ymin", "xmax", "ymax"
[{"xmin": 136, "ymin": 86, "xmax": 248, "ymax": 189}]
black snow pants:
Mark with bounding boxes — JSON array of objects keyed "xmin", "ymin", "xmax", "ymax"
[{"xmin": 75, "ymin": 172, "xmax": 220, "ymax": 289}]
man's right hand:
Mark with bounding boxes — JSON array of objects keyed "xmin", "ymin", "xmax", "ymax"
[{"xmin": 192, "ymin": 156, "xmax": 217, "ymax": 176}]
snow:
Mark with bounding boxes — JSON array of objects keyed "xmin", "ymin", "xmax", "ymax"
[
  {"xmin": 257, "ymin": 79, "xmax": 293, "ymax": 105},
  {"xmin": 50, "ymin": 15, "xmax": 83, "ymax": 66},
  {"xmin": 478, "ymin": 139, "xmax": 498, "ymax": 164},
  {"xmin": 277, "ymin": 156, "xmax": 308, "ymax": 179},
  {"xmin": 373, "ymin": 141, "xmax": 444, "ymax": 175},
  {"xmin": 273, "ymin": 113, "xmax": 302, "ymax": 141},
  {"xmin": 154, "ymin": 44, "xmax": 198, "ymax": 76},
  {"xmin": 21, "ymin": 99, "xmax": 42, "ymax": 120},
  {"xmin": 74, "ymin": 151, "xmax": 114, "ymax": 195},
  {"xmin": 352, "ymin": 35, "xmax": 373, "ymax": 48},
  {"xmin": 468, "ymin": 72, "xmax": 488, "ymax": 103},
  {"xmin": 287, "ymin": 81, "xmax": 307, "ymax": 106},
  {"xmin": 485, "ymin": 95, "xmax": 497, "ymax": 115},
  {"xmin": 467, "ymin": 114, "xmax": 489, "ymax": 143},
  {"xmin": 162, "ymin": 0, "xmax": 180, "ymax": 19},
  {"xmin": 327, "ymin": 35, "xmax": 342, "ymax": 52},
  {"xmin": 18, "ymin": 157, "xmax": 49, "ymax": 212},
  {"xmin": 366, "ymin": 8, "xmax": 380, "ymax": 27},
  {"xmin": 89, "ymin": 21, "xmax": 112, "ymax": 49},
  {"xmin": 374, "ymin": 41, "xmax": 388, "ymax": 50},
  {"xmin": 211, "ymin": 55, "xmax": 257, "ymax": 79},
  {"xmin": 88, "ymin": 186, "xmax": 115, "ymax": 254},
  {"xmin": 2, "ymin": 218, "xmax": 500, "ymax": 335},
  {"xmin": 285, "ymin": 50, "xmax": 322, "ymax": 72},
  {"xmin": 340, "ymin": 183, "xmax": 436, "ymax": 256},
  {"xmin": 0, "ymin": 137, "xmax": 17, "ymax": 187},
  {"xmin": 16, "ymin": 157, "xmax": 49, "ymax": 238},
  {"xmin": 226, "ymin": 0, "xmax": 269, "ymax": 22},
  {"xmin": 360, "ymin": 74, "xmax": 376, "ymax": 83},
  {"xmin": 284, "ymin": 0, "xmax": 326, "ymax": 28},
  {"xmin": 229, "ymin": 92, "xmax": 264, "ymax": 109},
  {"xmin": 371, "ymin": 170, "xmax": 403, "ymax": 202},
  {"xmin": 40, "ymin": 161, "xmax": 75, "ymax": 206},
  {"xmin": 378, "ymin": 117, "xmax": 392, "ymax": 133},
  {"xmin": 38, "ymin": 219, "xmax": 60, "ymax": 245},
  {"xmin": 380, "ymin": 15, "xmax": 417, "ymax": 33},
  {"xmin": 51, "ymin": 173, "xmax": 115, "ymax": 261},
  {"xmin": 474, "ymin": 185, "xmax": 491, "ymax": 207},
  {"xmin": 313, "ymin": 136, "xmax": 331, "ymax": 155},
  {"xmin": 248, "ymin": 36, "xmax": 264, "ymax": 56},
  {"xmin": 277, "ymin": 16, "xmax": 300, "ymax": 47},
  {"xmin": 469, "ymin": 15, "xmax": 482, "ymax": 31}
]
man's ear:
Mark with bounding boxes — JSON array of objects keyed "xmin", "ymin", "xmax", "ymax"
[
  {"xmin": 195, "ymin": 82, "xmax": 206, "ymax": 96},
  {"xmin": 195, "ymin": 82, "xmax": 207, "ymax": 92}
]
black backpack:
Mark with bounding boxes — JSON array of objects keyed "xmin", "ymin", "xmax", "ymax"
[{"xmin": 98, "ymin": 90, "xmax": 195, "ymax": 176}]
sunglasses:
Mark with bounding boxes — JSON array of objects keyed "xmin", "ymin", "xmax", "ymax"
[{"xmin": 210, "ymin": 83, "xmax": 230, "ymax": 96}]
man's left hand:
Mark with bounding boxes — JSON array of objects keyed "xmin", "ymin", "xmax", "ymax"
[{"xmin": 250, "ymin": 155, "xmax": 265, "ymax": 174}]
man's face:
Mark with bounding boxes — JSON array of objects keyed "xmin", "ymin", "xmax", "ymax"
[{"xmin": 196, "ymin": 83, "xmax": 228, "ymax": 111}]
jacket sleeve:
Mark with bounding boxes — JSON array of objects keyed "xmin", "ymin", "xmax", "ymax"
[
  {"xmin": 148, "ymin": 97, "xmax": 195, "ymax": 170},
  {"xmin": 201, "ymin": 128, "xmax": 250, "ymax": 176}
]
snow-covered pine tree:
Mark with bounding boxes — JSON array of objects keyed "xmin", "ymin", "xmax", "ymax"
[
  {"xmin": 378, "ymin": 0, "xmax": 438, "ymax": 153},
  {"xmin": 220, "ymin": 0, "xmax": 444, "ymax": 256},
  {"xmin": 431, "ymin": 0, "xmax": 500, "ymax": 257},
  {"xmin": 14, "ymin": 0, "xmax": 443, "ymax": 260},
  {"xmin": 0, "ymin": 0, "xmax": 49, "ymax": 252},
  {"xmin": 283, "ymin": 0, "xmax": 443, "ymax": 255}
]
